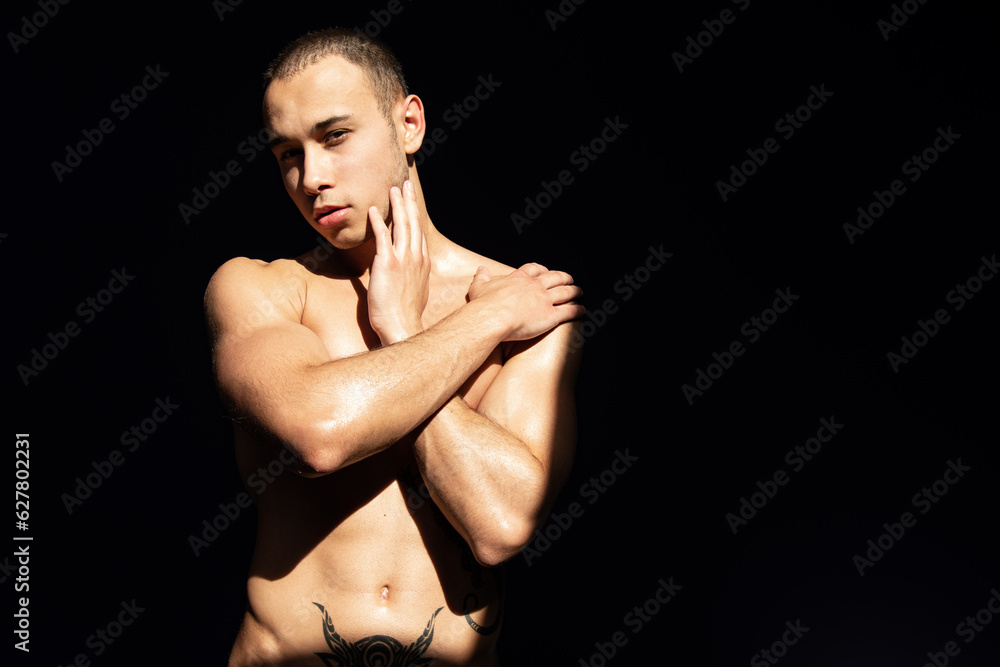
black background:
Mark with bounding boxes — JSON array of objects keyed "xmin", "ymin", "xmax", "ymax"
[{"xmin": 4, "ymin": 0, "xmax": 998, "ymax": 665}]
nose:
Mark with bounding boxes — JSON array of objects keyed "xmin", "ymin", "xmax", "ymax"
[{"xmin": 301, "ymin": 146, "xmax": 334, "ymax": 196}]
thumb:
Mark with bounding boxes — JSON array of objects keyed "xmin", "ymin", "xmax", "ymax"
[
  {"xmin": 468, "ymin": 266, "xmax": 491, "ymax": 300},
  {"xmin": 473, "ymin": 265, "xmax": 491, "ymax": 282}
]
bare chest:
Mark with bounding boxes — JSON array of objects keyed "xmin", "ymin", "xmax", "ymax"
[{"xmin": 299, "ymin": 272, "xmax": 504, "ymax": 408}]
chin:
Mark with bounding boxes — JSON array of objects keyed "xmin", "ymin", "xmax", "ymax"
[{"xmin": 315, "ymin": 224, "xmax": 371, "ymax": 251}]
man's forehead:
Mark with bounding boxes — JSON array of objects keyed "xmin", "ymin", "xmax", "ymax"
[{"xmin": 264, "ymin": 54, "xmax": 378, "ymax": 132}]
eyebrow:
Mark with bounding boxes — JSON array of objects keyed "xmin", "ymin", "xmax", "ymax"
[{"xmin": 268, "ymin": 114, "xmax": 353, "ymax": 150}]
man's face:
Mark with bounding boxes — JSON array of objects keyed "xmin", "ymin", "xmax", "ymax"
[{"xmin": 265, "ymin": 55, "xmax": 409, "ymax": 249}]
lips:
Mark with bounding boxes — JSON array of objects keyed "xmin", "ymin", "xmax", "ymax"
[{"xmin": 314, "ymin": 205, "xmax": 349, "ymax": 227}]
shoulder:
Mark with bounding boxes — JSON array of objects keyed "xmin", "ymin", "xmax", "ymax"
[
  {"xmin": 205, "ymin": 256, "xmax": 306, "ymax": 289},
  {"xmin": 206, "ymin": 256, "xmax": 309, "ymax": 297},
  {"xmin": 204, "ymin": 257, "xmax": 309, "ymax": 337},
  {"xmin": 440, "ymin": 241, "xmax": 526, "ymax": 288},
  {"xmin": 443, "ymin": 244, "xmax": 514, "ymax": 279}
]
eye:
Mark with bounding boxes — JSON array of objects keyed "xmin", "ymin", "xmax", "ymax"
[
  {"xmin": 277, "ymin": 147, "xmax": 302, "ymax": 162},
  {"xmin": 325, "ymin": 130, "xmax": 349, "ymax": 145}
]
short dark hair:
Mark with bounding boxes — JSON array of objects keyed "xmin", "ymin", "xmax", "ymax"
[{"xmin": 263, "ymin": 28, "xmax": 409, "ymax": 121}]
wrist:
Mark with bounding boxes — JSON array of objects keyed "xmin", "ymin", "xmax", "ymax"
[
  {"xmin": 460, "ymin": 297, "xmax": 512, "ymax": 343},
  {"xmin": 375, "ymin": 319, "xmax": 424, "ymax": 346}
]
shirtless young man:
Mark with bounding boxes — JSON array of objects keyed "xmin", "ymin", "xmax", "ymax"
[{"xmin": 204, "ymin": 29, "xmax": 584, "ymax": 665}]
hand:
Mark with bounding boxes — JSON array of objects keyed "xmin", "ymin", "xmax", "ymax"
[
  {"xmin": 367, "ymin": 181, "xmax": 431, "ymax": 345},
  {"xmin": 468, "ymin": 263, "xmax": 584, "ymax": 341}
]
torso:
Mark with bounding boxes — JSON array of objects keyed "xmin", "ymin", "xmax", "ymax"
[{"xmin": 228, "ymin": 247, "xmax": 510, "ymax": 667}]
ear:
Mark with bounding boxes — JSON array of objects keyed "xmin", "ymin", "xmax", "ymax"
[{"xmin": 398, "ymin": 94, "xmax": 426, "ymax": 155}]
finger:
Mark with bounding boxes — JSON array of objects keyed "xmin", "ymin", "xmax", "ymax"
[
  {"xmin": 369, "ymin": 205, "xmax": 390, "ymax": 255},
  {"xmin": 558, "ymin": 302, "xmax": 587, "ymax": 321},
  {"xmin": 546, "ymin": 284, "xmax": 584, "ymax": 304},
  {"xmin": 517, "ymin": 262, "xmax": 548, "ymax": 277},
  {"xmin": 389, "ymin": 186, "xmax": 409, "ymax": 253},
  {"xmin": 404, "ymin": 180, "xmax": 423, "ymax": 255},
  {"xmin": 538, "ymin": 270, "xmax": 575, "ymax": 289}
]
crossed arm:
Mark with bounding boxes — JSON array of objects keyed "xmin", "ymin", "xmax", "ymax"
[
  {"xmin": 412, "ymin": 326, "xmax": 581, "ymax": 565},
  {"xmin": 205, "ymin": 182, "xmax": 582, "ymax": 565}
]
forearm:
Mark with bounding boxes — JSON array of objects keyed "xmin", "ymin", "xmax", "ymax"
[{"xmin": 412, "ymin": 395, "xmax": 547, "ymax": 566}]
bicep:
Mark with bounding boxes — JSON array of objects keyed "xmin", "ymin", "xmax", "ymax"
[
  {"xmin": 213, "ymin": 322, "xmax": 331, "ymax": 420},
  {"xmin": 205, "ymin": 258, "xmax": 330, "ymax": 435}
]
